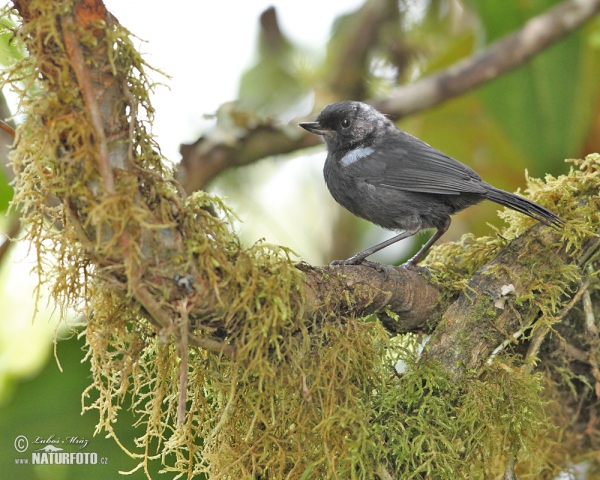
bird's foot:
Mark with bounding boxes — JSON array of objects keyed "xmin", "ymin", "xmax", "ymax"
[
  {"xmin": 360, "ymin": 260, "xmax": 392, "ymax": 275},
  {"xmin": 331, "ymin": 257, "xmax": 392, "ymax": 276},
  {"xmin": 330, "ymin": 255, "xmax": 363, "ymax": 267}
]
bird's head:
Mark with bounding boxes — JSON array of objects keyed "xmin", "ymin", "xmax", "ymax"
[{"xmin": 299, "ymin": 101, "xmax": 393, "ymax": 152}]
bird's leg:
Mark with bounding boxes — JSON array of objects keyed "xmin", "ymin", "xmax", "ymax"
[
  {"xmin": 403, "ymin": 218, "xmax": 450, "ymax": 268},
  {"xmin": 331, "ymin": 227, "xmax": 420, "ymax": 268}
]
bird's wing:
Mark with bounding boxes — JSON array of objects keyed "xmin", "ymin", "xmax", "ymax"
[{"xmin": 347, "ymin": 132, "xmax": 487, "ymax": 196}]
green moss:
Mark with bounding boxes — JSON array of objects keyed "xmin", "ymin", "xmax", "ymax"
[{"xmin": 372, "ymin": 355, "xmax": 555, "ymax": 479}]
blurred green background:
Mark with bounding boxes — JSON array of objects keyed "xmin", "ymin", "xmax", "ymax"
[{"xmin": 1, "ymin": 0, "xmax": 599, "ymax": 478}]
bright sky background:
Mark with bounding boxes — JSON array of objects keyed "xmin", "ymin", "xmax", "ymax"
[{"xmin": 103, "ymin": 0, "xmax": 364, "ymax": 161}]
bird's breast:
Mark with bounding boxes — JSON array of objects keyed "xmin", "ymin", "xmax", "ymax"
[
  {"xmin": 324, "ymin": 154, "xmax": 361, "ymax": 210},
  {"xmin": 324, "ymin": 153, "xmax": 385, "ymax": 225}
]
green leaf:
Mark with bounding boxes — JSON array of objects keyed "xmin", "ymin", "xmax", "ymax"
[
  {"xmin": 466, "ymin": 1, "xmax": 600, "ymax": 175},
  {"xmin": 0, "ymin": 18, "xmax": 25, "ymax": 67}
]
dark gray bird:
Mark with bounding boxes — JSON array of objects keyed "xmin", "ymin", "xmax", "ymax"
[{"xmin": 299, "ymin": 101, "xmax": 564, "ymax": 268}]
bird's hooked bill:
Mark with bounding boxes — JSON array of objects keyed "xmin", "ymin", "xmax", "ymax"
[{"xmin": 299, "ymin": 122, "xmax": 331, "ymax": 135}]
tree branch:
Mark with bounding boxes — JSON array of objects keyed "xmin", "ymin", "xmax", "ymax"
[
  {"xmin": 62, "ymin": 13, "xmax": 115, "ymax": 193},
  {"xmin": 301, "ymin": 263, "xmax": 443, "ymax": 333},
  {"xmin": 178, "ymin": 122, "xmax": 320, "ymax": 193},
  {"xmin": 425, "ymin": 224, "xmax": 596, "ymax": 377},
  {"xmin": 326, "ymin": 0, "xmax": 399, "ymax": 100},
  {"xmin": 374, "ymin": 0, "xmax": 600, "ymax": 117}
]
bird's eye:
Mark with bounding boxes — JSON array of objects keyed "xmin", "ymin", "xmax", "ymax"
[{"xmin": 341, "ymin": 118, "xmax": 351, "ymax": 129}]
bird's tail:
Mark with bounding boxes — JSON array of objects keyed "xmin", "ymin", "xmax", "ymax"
[{"xmin": 484, "ymin": 185, "xmax": 565, "ymax": 229}]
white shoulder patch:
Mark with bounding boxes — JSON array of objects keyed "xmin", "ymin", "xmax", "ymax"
[{"xmin": 340, "ymin": 146, "xmax": 374, "ymax": 167}]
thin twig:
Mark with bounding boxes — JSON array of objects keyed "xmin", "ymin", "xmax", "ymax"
[
  {"xmin": 376, "ymin": 465, "xmax": 394, "ymax": 480},
  {"xmin": 502, "ymin": 456, "xmax": 519, "ymax": 480},
  {"xmin": 0, "ymin": 119, "xmax": 15, "ymax": 138},
  {"xmin": 523, "ymin": 324, "xmax": 550, "ymax": 372},
  {"xmin": 131, "ymin": 285, "xmax": 169, "ymax": 329},
  {"xmin": 0, "ymin": 214, "xmax": 21, "ymax": 267},
  {"xmin": 188, "ymin": 332, "xmax": 236, "ymax": 358},
  {"xmin": 585, "ymin": 411, "xmax": 599, "ymax": 448},
  {"xmin": 178, "ymin": 299, "xmax": 189, "ymax": 424},
  {"xmin": 583, "ymin": 289, "xmax": 598, "ymax": 336},
  {"xmin": 578, "ymin": 228, "xmax": 600, "ymax": 266},
  {"xmin": 564, "ymin": 342, "xmax": 589, "ymax": 363},
  {"xmin": 525, "ymin": 278, "xmax": 591, "ymax": 368}
]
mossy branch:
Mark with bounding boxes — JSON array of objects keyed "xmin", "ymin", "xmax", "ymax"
[
  {"xmin": 301, "ymin": 263, "xmax": 443, "ymax": 333},
  {"xmin": 423, "ymin": 156, "xmax": 600, "ymax": 377},
  {"xmin": 427, "ymin": 226, "xmax": 577, "ymax": 376}
]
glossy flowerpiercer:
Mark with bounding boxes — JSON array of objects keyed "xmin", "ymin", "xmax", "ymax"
[{"xmin": 300, "ymin": 101, "xmax": 564, "ymax": 268}]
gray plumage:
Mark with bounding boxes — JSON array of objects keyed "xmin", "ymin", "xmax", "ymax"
[{"xmin": 299, "ymin": 101, "xmax": 564, "ymax": 268}]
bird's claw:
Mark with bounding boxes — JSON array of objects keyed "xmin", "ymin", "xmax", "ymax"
[
  {"xmin": 360, "ymin": 260, "xmax": 391, "ymax": 276},
  {"xmin": 330, "ymin": 258, "xmax": 355, "ymax": 267},
  {"xmin": 330, "ymin": 258, "xmax": 392, "ymax": 278}
]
